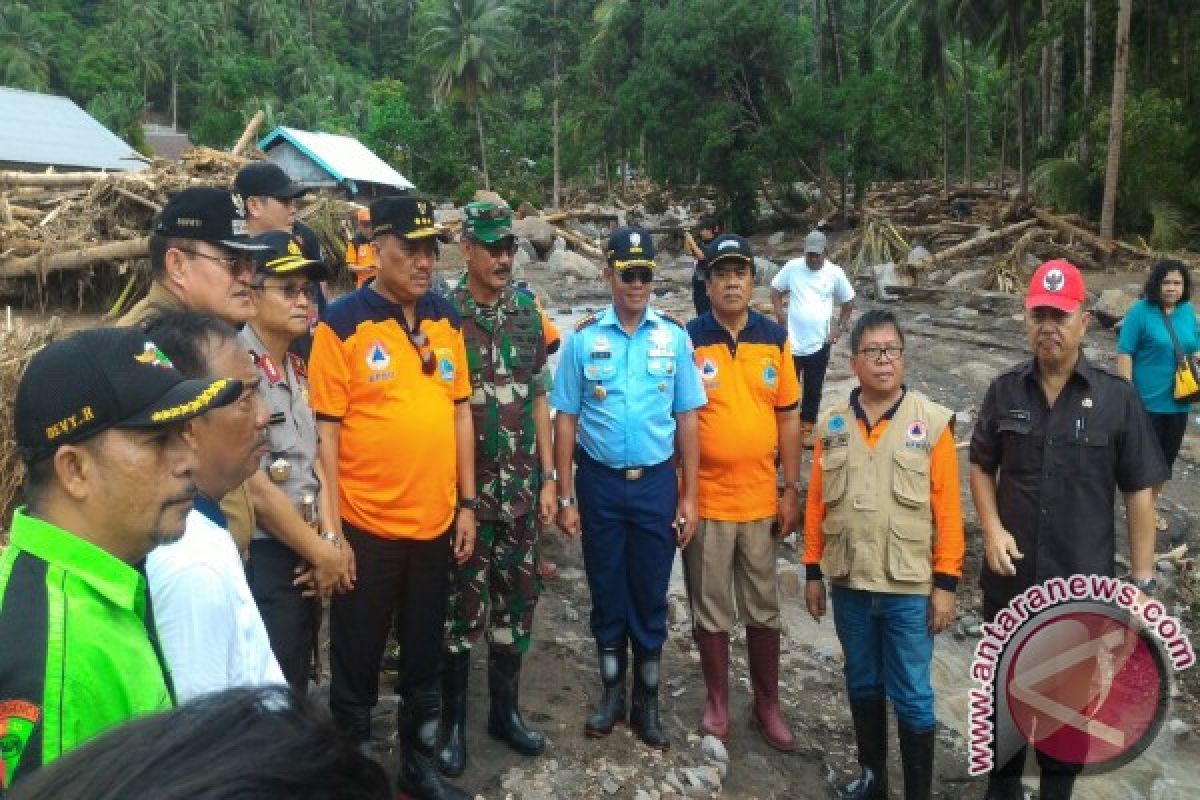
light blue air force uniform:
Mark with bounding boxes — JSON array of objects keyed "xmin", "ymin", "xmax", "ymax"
[{"xmin": 550, "ymin": 305, "xmax": 706, "ymax": 650}]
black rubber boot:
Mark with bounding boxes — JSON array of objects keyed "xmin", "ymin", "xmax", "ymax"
[
  {"xmin": 396, "ymin": 689, "xmax": 469, "ymax": 800},
  {"xmin": 629, "ymin": 646, "xmax": 669, "ymax": 750},
  {"xmin": 487, "ymin": 649, "xmax": 546, "ymax": 756},
  {"xmin": 983, "ymin": 775, "xmax": 1025, "ymax": 800},
  {"xmin": 1039, "ymin": 772, "xmax": 1076, "ymax": 800},
  {"xmin": 584, "ymin": 639, "xmax": 627, "ymax": 737},
  {"xmin": 836, "ymin": 698, "xmax": 888, "ymax": 800},
  {"xmin": 898, "ymin": 723, "xmax": 935, "ymax": 800},
  {"xmin": 435, "ymin": 651, "xmax": 470, "ymax": 777}
]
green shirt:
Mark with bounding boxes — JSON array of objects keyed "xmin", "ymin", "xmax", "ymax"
[{"xmin": 0, "ymin": 508, "xmax": 173, "ymax": 789}]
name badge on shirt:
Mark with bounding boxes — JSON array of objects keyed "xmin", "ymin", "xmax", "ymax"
[{"xmin": 648, "ymin": 347, "xmax": 674, "ymax": 358}]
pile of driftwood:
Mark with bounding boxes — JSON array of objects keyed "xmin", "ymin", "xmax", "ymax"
[
  {"xmin": 833, "ymin": 181, "xmax": 1181, "ymax": 296},
  {"xmin": 0, "ymin": 317, "xmax": 61, "ymax": 534}
]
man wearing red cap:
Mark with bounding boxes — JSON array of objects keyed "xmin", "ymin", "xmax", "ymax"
[{"xmin": 968, "ymin": 260, "xmax": 1167, "ymax": 800}]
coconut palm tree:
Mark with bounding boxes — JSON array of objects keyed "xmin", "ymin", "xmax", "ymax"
[
  {"xmin": 422, "ymin": 0, "xmax": 512, "ymax": 190},
  {"xmin": 0, "ymin": 3, "xmax": 50, "ymax": 90},
  {"xmin": 1100, "ymin": 0, "xmax": 1134, "ymax": 241}
]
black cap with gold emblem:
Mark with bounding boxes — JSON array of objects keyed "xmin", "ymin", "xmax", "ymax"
[
  {"xmin": 605, "ymin": 226, "xmax": 657, "ymax": 270},
  {"xmin": 369, "ymin": 195, "xmax": 450, "ymax": 242},
  {"xmin": 251, "ymin": 230, "xmax": 327, "ymax": 280},
  {"xmin": 14, "ymin": 327, "xmax": 242, "ymax": 464},
  {"xmin": 153, "ymin": 187, "xmax": 269, "ymax": 252}
]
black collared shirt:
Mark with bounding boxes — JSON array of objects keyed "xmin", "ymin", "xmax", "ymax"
[{"xmin": 969, "ymin": 352, "xmax": 1167, "ymax": 606}]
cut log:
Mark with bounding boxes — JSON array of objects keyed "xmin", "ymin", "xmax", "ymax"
[
  {"xmin": 231, "ymin": 111, "xmax": 266, "ymax": 158},
  {"xmin": 113, "ymin": 186, "xmax": 162, "ymax": 213},
  {"xmin": 1031, "ymin": 207, "xmax": 1116, "ymax": 257},
  {"xmin": 933, "ymin": 218, "xmax": 1039, "ymax": 262},
  {"xmin": 550, "ymin": 224, "xmax": 603, "ymax": 259},
  {"xmin": 0, "ymin": 171, "xmax": 110, "ymax": 188},
  {"xmin": 1, "ymin": 237, "xmax": 149, "ymax": 279}
]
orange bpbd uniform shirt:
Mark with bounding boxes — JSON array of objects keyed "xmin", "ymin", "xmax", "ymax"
[
  {"xmin": 345, "ymin": 240, "xmax": 378, "ymax": 287},
  {"xmin": 686, "ymin": 312, "xmax": 801, "ymax": 521},
  {"xmin": 308, "ymin": 287, "xmax": 470, "ymax": 539}
]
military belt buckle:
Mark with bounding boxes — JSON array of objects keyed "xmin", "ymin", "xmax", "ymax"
[{"xmin": 624, "ymin": 468, "xmax": 644, "ymax": 481}]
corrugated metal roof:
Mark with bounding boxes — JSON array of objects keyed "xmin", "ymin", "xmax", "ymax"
[
  {"xmin": 0, "ymin": 86, "xmax": 148, "ymax": 172},
  {"xmin": 258, "ymin": 126, "xmax": 414, "ymax": 193}
]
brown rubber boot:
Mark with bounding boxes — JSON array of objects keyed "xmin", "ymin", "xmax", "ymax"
[
  {"xmin": 694, "ymin": 630, "xmax": 730, "ymax": 740},
  {"xmin": 746, "ymin": 626, "xmax": 796, "ymax": 751}
]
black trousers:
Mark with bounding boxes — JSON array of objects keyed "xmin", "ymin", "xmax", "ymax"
[
  {"xmin": 793, "ymin": 343, "xmax": 832, "ymax": 423},
  {"xmin": 329, "ymin": 521, "xmax": 452, "ymax": 728},
  {"xmin": 983, "ymin": 597, "xmax": 1085, "ymax": 782},
  {"xmin": 246, "ymin": 537, "xmax": 320, "ymax": 695},
  {"xmin": 1147, "ymin": 411, "xmax": 1189, "ymax": 477}
]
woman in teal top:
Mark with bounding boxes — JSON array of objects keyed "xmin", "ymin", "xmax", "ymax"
[{"xmin": 1117, "ymin": 259, "xmax": 1199, "ymax": 531}]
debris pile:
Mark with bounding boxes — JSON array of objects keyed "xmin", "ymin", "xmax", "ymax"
[{"xmin": 0, "ymin": 317, "xmax": 62, "ymax": 534}]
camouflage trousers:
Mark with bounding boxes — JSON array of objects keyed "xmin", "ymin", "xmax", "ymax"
[{"xmin": 444, "ymin": 512, "xmax": 541, "ymax": 655}]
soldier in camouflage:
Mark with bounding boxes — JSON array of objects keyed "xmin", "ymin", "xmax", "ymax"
[{"xmin": 436, "ymin": 202, "xmax": 557, "ymax": 778}]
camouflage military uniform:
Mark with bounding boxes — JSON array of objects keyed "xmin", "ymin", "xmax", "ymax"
[{"xmin": 445, "ymin": 283, "xmax": 549, "ymax": 655}]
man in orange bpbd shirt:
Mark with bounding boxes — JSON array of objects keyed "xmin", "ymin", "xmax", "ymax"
[
  {"xmin": 345, "ymin": 207, "xmax": 378, "ymax": 287},
  {"xmin": 683, "ymin": 234, "xmax": 802, "ymax": 752},
  {"xmin": 803, "ymin": 310, "xmax": 963, "ymax": 800},
  {"xmin": 308, "ymin": 195, "xmax": 475, "ymax": 800}
]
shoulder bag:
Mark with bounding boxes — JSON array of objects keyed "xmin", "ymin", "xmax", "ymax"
[{"xmin": 1160, "ymin": 306, "xmax": 1200, "ymax": 403}]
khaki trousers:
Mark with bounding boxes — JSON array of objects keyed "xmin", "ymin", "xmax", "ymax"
[{"xmin": 682, "ymin": 517, "xmax": 781, "ymax": 633}]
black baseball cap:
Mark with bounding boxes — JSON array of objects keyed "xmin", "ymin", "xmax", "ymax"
[
  {"xmin": 15, "ymin": 327, "xmax": 242, "ymax": 464},
  {"xmin": 234, "ymin": 162, "xmax": 310, "ymax": 200},
  {"xmin": 605, "ymin": 226, "xmax": 656, "ymax": 270},
  {"xmin": 704, "ymin": 234, "xmax": 755, "ymax": 270},
  {"xmin": 252, "ymin": 230, "xmax": 326, "ymax": 280},
  {"xmin": 153, "ymin": 188, "xmax": 269, "ymax": 252},
  {"xmin": 369, "ymin": 195, "xmax": 450, "ymax": 241}
]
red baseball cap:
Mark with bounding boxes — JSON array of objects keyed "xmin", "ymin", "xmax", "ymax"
[{"xmin": 1025, "ymin": 259, "xmax": 1086, "ymax": 312}]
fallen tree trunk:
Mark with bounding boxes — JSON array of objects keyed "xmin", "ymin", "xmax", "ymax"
[
  {"xmin": 0, "ymin": 237, "xmax": 149, "ymax": 279},
  {"xmin": 1032, "ymin": 207, "xmax": 1116, "ymax": 257},
  {"xmin": 933, "ymin": 218, "xmax": 1039, "ymax": 262},
  {"xmin": 551, "ymin": 224, "xmax": 603, "ymax": 259},
  {"xmin": 0, "ymin": 171, "xmax": 111, "ymax": 189},
  {"xmin": 231, "ymin": 111, "xmax": 266, "ymax": 158}
]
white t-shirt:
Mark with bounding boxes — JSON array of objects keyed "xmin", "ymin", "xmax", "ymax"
[
  {"xmin": 770, "ymin": 258, "xmax": 855, "ymax": 355},
  {"xmin": 147, "ymin": 508, "xmax": 286, "ymax": 703}
]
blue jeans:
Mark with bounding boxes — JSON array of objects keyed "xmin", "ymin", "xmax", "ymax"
[{"xmin": 831, "ymin": 585, "xmax": 935, "ymax": 731}]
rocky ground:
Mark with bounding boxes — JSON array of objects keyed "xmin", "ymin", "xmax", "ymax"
[{"xmin": 335, "ymin": 230, "xmax": 1200, "ymax": 799}]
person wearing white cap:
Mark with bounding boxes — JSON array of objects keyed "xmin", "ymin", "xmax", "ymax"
[{"xmin": 770, "ymin": 230, "xmax": 855, "ymax": 447}]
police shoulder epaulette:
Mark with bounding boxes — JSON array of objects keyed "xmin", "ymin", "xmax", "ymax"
[
  {"xmin": 656, "ymin": 310, "xmax": 687, "ymax": 329},
  {"xmin": 575, "ymin": 311, "xmax": 600, "ymax": 331}
]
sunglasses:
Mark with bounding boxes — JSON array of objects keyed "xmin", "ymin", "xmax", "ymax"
[
  {"xmin": 408, "ymin": 328, "xmax": 437, "ymax": 376},
  {"xmin": 617, "ymin": 266, "xmax": 655, "ymax": 285},
  {"xmin": 178, "ymin": 248, "xmax": 254, "ymax": 276}
]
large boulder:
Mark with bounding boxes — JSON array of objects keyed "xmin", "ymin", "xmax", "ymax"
[
  {"xmin": 512, "ymin": 216, "xmax": 557, "ymax": 258},
  {"xmin": 1093, "ymin": 288, "xmax": 1136, "ymax": 328},
  {"xmin": 548, "ymin": 247, "xmax": 601, "ymax": 282}
]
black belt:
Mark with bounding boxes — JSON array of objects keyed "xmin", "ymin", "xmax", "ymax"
[{"xmin": 576, "ymin": 447, "xmax": 671, "ymax": 481}]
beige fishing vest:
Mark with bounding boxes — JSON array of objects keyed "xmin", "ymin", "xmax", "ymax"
[{"xmin": 816, "ymin": 391, "xmax": 952, "ymax": 595}]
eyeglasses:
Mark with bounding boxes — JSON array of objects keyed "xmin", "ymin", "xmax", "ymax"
[
  {"xmin": 617, "ymin": 267, "xmax": 655, "ymax": 285},
  {"xmin": 178, "ymin": 248, "xmax": 254, "ymax": 276},
  {"xmin": 857, "ymin": 346, "xmax": 905, "ymax": 362},
  {"xmin": 253, "ymin": 281, "xmax": 317, "ymax": 302},
  {"xmin": 408, "ymin": 328, "xmax": 437, "ymax": 375}
]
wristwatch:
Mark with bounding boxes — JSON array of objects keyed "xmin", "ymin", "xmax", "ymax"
[
  {"xmin": 318, "ymin": 530, "xmax": 342, "ymax": 549},
  {"xmin": 458, "ymin": 497, "xmax": 481, "ymax": 512},
  {"xmin": 1134, "ymin": 577, "xmax": 1158, "ymax": 595},
  {"xmin": 557, "ymin": 495, "xmax": 576, "ymax": 509},
  {"xmin": 543, "ymin": 468, "xmax": 559, "ymax": 482}
]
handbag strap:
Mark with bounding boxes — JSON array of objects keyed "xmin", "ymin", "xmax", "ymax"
[{"xmin": 1159, "ymin": 306, "xmax": 1187, "ymax": 361}]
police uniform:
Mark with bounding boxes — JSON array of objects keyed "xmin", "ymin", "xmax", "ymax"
[
  {"xmin": 239, "ymin": 232, "xmax": 328, "ymax": 694},
  {"xmin": 550, "ymin": 227, "xmax": 706, "ymax": 749}
]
